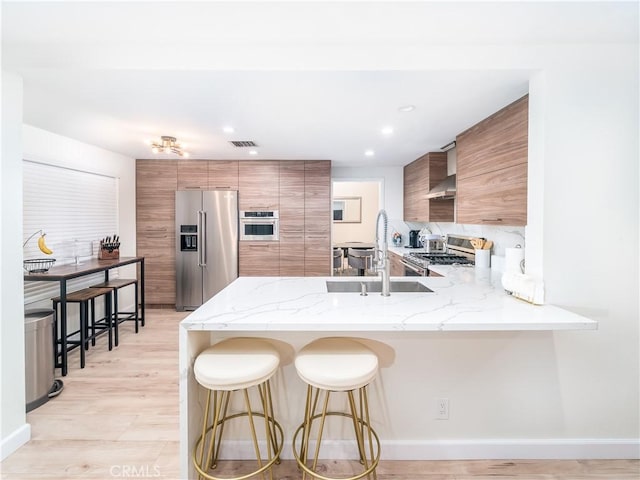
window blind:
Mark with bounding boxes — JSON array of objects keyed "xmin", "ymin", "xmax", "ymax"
[{"xmin": 23, "ymin": 160, "xmax": 119, "ymax": 305}]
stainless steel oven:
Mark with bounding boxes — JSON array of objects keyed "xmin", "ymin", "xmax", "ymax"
[
  {"xmin": 401, "ymin": 259, "xmax": 427, "ymax": 277},
  {"xmin": 239, "ymin": 210, "xmax": 279, "ymax": 241}
]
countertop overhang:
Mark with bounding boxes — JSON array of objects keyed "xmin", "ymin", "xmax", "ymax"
[{"xmin": 181, "ymin": 267, "xmax": 598, "ymax": 332}]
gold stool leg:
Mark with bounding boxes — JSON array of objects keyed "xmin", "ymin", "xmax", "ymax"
[
  {"xmin": 361, "ymin": 387, "xmax": 377, "ymax": 480},
  {"xmin": 347, "ymin": 391, "xmax": 370, "ymax": 473},
  {"xmin": 211, "ymin": 391, "xmax": 232, "ymax": 469},
  {"xmin": 310, "ymin": 390, "xmax": 331, "ymax": 475},
  {"xmin": 299, "ymin": 384, "xmax": 315, "ymax": 472},
  {"xmin": 193, "ymin": 381, "xmax": 283, "ymax": 480},
  {"xmin": 197, "ymin": 389, "xmax": 213, "ymax": 480},
  {"xmin": 260, "ymin": 380, "xmax": 279, "ymax": 465}
]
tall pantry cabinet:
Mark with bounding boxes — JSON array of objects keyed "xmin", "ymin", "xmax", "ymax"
[{"xmin": 136, "ymin": 160, "xmax": 177, "ymax": 306}]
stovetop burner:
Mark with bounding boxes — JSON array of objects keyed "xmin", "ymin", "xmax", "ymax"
[
  {"xmin": 402, "ymin": 234, "xmax": 477, "ymax": 269},
  {"xmin": 404, "ymin": 252, "xmax": 473, "ymax": 267}
]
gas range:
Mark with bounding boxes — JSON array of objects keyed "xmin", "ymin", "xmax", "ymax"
[{"xmin": 401, "ymin": 234, "xmax": 476, "ymax": 276}]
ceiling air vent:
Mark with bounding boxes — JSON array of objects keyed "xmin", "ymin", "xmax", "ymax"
[{"xmin": 230, "ymin": 141, "xmax": 258, "ymax": 147}]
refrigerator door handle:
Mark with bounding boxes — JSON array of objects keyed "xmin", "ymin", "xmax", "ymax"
[{"xmin": 200, "ymin": 210, "xmax": 207, "ymax": 267}]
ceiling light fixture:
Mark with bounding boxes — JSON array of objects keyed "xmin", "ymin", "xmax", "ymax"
[
  {"xmin": 223, "ymin": 126, "xmax": 235, "ymax": 134},
  {"xmin": 249, "ymin": 150, "xmax": 258, "ymax": 156},
  {"xmin": 150, "ymin": 136, "xmax": 189, "ymax": 157},
  {"xmin": 398, "ymin": 105, "xmax": 416, "ymax": 112},
  {"xmin": 365, "ymin": 150, "xmax": 375, "ymax": 157},
  {"xmin": 381, "ymin": 126, "xmax": 394, "ymax": 135}
]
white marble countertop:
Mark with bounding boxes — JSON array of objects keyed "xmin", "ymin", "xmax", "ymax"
[{"xmin": 181, "ymin": 267, "xmax": 597, "ymax": 332}]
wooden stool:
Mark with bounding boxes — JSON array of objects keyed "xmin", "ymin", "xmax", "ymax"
[
  {"xmin": 90, "ymin": 278, "xmax": 139, "ymax": 346},
  {"xmin": 293, "ymin": 337, "xmax": 381, "ymax": 480},
  {"xmin": 193, "ymin": 338, "xmax": 283, "ymax": 480},
  {"xmin": 52, "ymin": 287, "xmax": 113, "ymax": 371}
]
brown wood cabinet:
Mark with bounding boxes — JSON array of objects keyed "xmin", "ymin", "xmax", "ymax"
[
  {"xmin": 239, "ymin": 242, "xmax": 280, "ymax": 276},
  {"xmin": 177, "ymin": 160, "xmax": 208, "ymax": 190},
  {"xmin": 239, "ymin": 160, "xmax": 279, "ymax": 210},
  {"xmin": 388, "ymin": 250, "xmax": 405, "ymax": 277},
  {"xmin": 403, "ymin": 152, "xmax": 454, "ymax": 222},
  {"xmin": 136, "ymin": 159, "xmax": 177, "ymax": 306},
  {"xmin": 209, "ymin": 160, "xmax": 239, "ymax": 190},
  {"xmin": 304, "ymin": 161, "xmax": 331, "ymax": 276},
  {"xmin": 279, "ymin": 161, "xmax": 305, "ymax": 276},
  {"xmin": 456, "ymin": 95, "xmax": 528, "ymax": 226}
]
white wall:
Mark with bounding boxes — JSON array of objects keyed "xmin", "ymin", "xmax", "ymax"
[
  {"xmin": 0, "ymin": 73, "xmax": 30, "ymax": 460},
  {"xmin": 332, "ymin": 181, "xmax": 380, "ymax": 244},
  {"xmin": 0, "ymin": 114, "xmax": 137, "ymax": 457}
]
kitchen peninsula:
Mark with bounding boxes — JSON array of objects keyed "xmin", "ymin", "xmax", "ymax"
[{"xmin": 179, "ymin": 268, "xmax": 597, "ymax": 478}]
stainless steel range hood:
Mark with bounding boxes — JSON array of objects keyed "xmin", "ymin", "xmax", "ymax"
[{"xmin": 426, "ymin": 174, "xmax": 456, "ymax": 199}]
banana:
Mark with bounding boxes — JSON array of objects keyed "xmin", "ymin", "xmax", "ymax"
[{"xmin": 38, "ymin": 234, "xmax": 53, "ymax": 255}]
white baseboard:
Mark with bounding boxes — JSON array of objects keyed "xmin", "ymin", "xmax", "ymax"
[
  {"xmin": 380, "ymin": 438, "xmax": 640, "ymax": 460},
  {"xmin": 0, "ymin": 423, "xmax": 31, "ymax": 461},
  {"xmin": 215, "ymin": 438, "xmax": 640, "ymax": 461}
]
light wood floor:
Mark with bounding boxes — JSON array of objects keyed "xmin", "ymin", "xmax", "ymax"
[{"xmin": 1, "ymin": 309, "xmax": 638, "ymax": 479}]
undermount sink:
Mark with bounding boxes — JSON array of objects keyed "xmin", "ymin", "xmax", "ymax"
[{"xmin": 326, "ymin": 280, "xmax": 433, "ymax": 293}]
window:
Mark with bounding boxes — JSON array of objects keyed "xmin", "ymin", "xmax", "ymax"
[{"xmin": 23, "ymin": 160, "xmax": 118, "ymax": 304}]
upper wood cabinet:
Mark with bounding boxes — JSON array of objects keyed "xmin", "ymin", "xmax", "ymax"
[
  {"xmin": 177, "ymin": 160, "xmax": 208, "ymax": 190},
  {"xmin": 456, "ymin": 94, "xmax": 528, "ymax": 226},
  {"xmin": 239, "ymin": 160, "xmax": 279, "ymax": 210},
  {"xmin": 178, "ymin": 160, "xmax": 240, "ymax": 190},
  {"xmin": 304, "ymin": 160, "xmax": 331, "ymax": 276},
  {"xmin": 403, "ymin": 152, "xmax": 454, "ymax": 222},
  {"xmin": 136, "ymin": 159, "xmax": 177, "ymax": 306},
  {"xmin": 209, "ymin": 160, "xmax": 239, "ymax": 190}
]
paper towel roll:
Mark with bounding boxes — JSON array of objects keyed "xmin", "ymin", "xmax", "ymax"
[{"xmin": 505, "ymin": 247, "xmax": 524, "ymax": 273}]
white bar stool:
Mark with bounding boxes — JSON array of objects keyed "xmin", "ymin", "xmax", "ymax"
[
  {"xmin": 293, "ymin": 337, "xmax": 381, "ymax": 480},
  {"xmin": 193, "ymin": 338, "xmax": 283, "ymax": 480}
]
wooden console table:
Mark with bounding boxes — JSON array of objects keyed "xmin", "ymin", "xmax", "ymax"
[{"xmin": 24, "ymin": 256, "xmax": 145, "ymax": 376}]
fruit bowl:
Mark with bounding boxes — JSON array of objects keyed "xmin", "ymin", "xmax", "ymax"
[{"xmin": 23, "ymin": 258, "xmax": 56, "ymax": 274}]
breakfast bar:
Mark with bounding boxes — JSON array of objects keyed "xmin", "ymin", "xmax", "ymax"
[
  {"xmin": 24, "ymin": 256, "xmax": 145, "ymax": 375},
  {"xmin": 179, "ymin": 267, "xmax": 597, "ymax": 478}
]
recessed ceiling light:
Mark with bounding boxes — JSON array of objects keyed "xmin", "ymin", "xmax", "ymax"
[
  {"xmin": 381, "ymin": 126, "xmax": 394, "ymax": 135},
  {"xmin": 398, "ymin": 105, "xmax": 416, "ymax": 112},
  {"xmin": 249, "ymin": 150, "xmax": 258, "ymax": 155},
  {"xmin": 365, "ymin": 150, "xmax": 375, "ymax": 157},
  {"xmin": 223, "ymin": 126, "xmax": 235, "ymax": 134}
]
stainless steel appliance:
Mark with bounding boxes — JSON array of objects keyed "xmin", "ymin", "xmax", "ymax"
[
  {"xmin": 401, "ymin": 234, "xmax": 475, "ymax": 276},
  {"xmin": 408, "ymin": 230, "xmax": 421, "ymax": 248},
  {"xmin": 176, "ymin": 190, "xmax": 238, "ymax": 311},
  {"xmin": 239, "ymin": 210, "xmax": 279, "ymax": 241},
  {"xmin": 422, "ymin": 234, "xmax": 446, "ymax": 253}
]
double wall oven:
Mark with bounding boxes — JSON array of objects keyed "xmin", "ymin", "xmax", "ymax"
[{"xmin": 401, "ymin": 234, "xmax": 475, "ymax": 276}]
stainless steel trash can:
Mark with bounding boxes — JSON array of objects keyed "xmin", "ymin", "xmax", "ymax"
[{"xmin": 24, "ymin": 309, "xmax": 56, "ymax": 412}]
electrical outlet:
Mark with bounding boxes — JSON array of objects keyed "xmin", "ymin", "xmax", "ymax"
[{"xmin": 436, "ymin": 398, "xmax": 449, "ymax": 420}]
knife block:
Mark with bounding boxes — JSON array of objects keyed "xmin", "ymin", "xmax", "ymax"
[{"xmin": 99, "ymin": 248, "xmax": 120, "ymax": 260}]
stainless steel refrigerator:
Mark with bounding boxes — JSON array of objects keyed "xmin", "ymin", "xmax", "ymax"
[{"xmin": 175, "ymin": 190, "xmax": 238, "ymax": 311}]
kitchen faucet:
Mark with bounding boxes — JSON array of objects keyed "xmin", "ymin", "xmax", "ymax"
[{"xmin": 374, "ymin": 209, "xmax": 391, "ymax": 296}]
